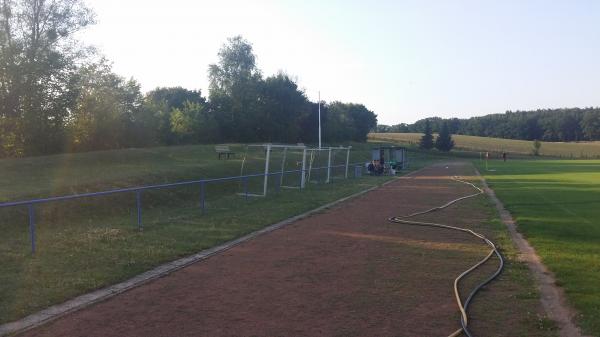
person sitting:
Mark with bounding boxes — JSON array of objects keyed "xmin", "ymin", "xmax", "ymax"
[
  {"xmin": 374, "ymin": 160, "xmax": 384, "ymax": 175},
  {"xmin": 367, "ymin": 160, "xmax": 375, "ymax": 175}
]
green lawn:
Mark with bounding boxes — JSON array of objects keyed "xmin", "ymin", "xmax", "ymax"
[
  {"xmin": 0, "ymin": 143, "xmax": 440, "ymax": 324},
  {"xmin": 478, "ymin": 159, "xmax": 600, "ymax": 336},
  {"xmin": 0, "ymin": 143, "xmax": 365, "ymax": 202},
  {"xmin": 370, "ymin": 132, "xmax": 600, "ymax": 158}
]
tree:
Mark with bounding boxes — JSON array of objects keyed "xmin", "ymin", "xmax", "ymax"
[
  {"xmin": 258, "ymin": 72, "xmax": 310, "ymax": 143},
  {"xmin": 558, "ymin": 115, "xmax": 582, "ymax": 141},
  {"xmin": 419, "ymin": 119, "xmax": 434, "ymax": 149},
  {"xmin": 144, "ymin": 87, "xmax": 208, "ymax": 145},
  {"xmin": 532, "ymin": 139, "xmax": 541, "ymax": 156},
  {"xmin": 297, "ymin": 101, "xmax": 327, "ymax": 144},
  {"xmin": 208, "ymin": 35, "xmax": 262, "ymax": 142},
  {"xmin": 170, "ymin": 101, "xmax": 218, "ymax": 144},
  {"xmin": 435, "ymin": 121, "xmax": 455, "ymax": 152},
  {"xmin": 0, "ymin": 0, "xmax": 95, "ymax": 156},
  {"xmin": 67, "ymin": 59, "xmax": 143, "ymax": 151},
  {"xmin": 146, "ymin": 87, "xmax": 205, "ymax": 111},
  {"xmin": 523, "ymin": 117, "xmax": 543, "ymax": 140},
  {"xmin": 581, "ymin": 111, "xmax": 600, "ymax": 140},
  {"xmin": 347, "ymin": 103, "xmax": 377, "ymax": 141},
  {"xmin": 325, "ymin": 102, "xmax": 377, "ymax": 142}
]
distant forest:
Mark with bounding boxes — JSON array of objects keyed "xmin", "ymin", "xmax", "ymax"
[
  {"xmin": 377, "ymin": 108, "xmax": 600, "ymax": 142},
  {"xmin": 0, "ymin": 1, "xmax": 376, "ymax": 158}
]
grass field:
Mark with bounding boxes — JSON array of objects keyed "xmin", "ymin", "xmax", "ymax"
[
  {"xmin": 370, "ymin": 132, "xmax": 600, "ymax": 158},
  {"xmin": 453, "ymin": 166, "xmax": 557, "ymax": 336},
  {"xmin": 478, "ymin": 159, "xmax": 600, "ymax": 336},
  {"xmin": 0, "ymin": 143, "xmax": 440, "ymax": 324}
]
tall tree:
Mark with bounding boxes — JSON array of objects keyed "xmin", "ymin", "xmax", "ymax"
[
  {"xmin": 144, "ymin": 87, "xmax": 208, "ymax": 145},
  {"xmin": 558, "ymin": 114, "xmax": 583, "ymax": 141},
  {"xmin": 347, "ymin": 103, "xmax": 377, "ymax": 141},
  {"xmin": 582, "ymin": 111, "xmax": 600, "ymax": 140},
  {"xmin": 419, "ymin": 119, "xmax": 434, "ymax": 149},
  {"xmin": 298, "ymin": 101, "xmax": 327, "ymax": 144},
  {"xmin": 208, "ymin": 35, "xmax": 262, "ymax": 142},
  {"xmin": 435, "ymin": 121, "xmax": 455, "ymax": 152},
  {"xmin": 325, "ymin": 102, "xmax": 377, "ymax": 142},
  {"xmin": 170, "ymin": 101, "xmax": 218, "ymax": 144},
  {"xmin": 146, "ymin": 87, "xmax": 205, "ymax": 111},
  {"xmin": 0, "ymin": 0, "xmax": 95, "ymax": 156},
  {"xmin": 67, "ymin": 59, "xmax": 143, "ymax": 151},
  {"xmin": 258, "ymin": 72, "xmax": 310, "ymax": 143}
]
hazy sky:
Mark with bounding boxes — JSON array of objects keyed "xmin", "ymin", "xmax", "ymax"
[{"xmin": 79, "ymin": 0, "xmax": 600, "ymax": 124}]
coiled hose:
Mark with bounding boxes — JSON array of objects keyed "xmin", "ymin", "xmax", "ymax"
[{"xmin": 388, "ymin": 176, "xmax": 504, "ymax": 337}]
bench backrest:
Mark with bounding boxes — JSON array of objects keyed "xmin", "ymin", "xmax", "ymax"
[{"xmin": 215, "ymin": 145, "xmax": 231, "ymax": 152}]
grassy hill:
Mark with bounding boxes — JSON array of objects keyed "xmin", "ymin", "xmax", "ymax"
[
  {"xmin": 0, "ymin": 143, "xmax": 373, "ymax": 202},
  {"xmin": 0, "ymin": 142, "xmax": 441, "ymax": 324},
  {"xmin": 369, "ymin": 133, "xmax": 600, "ymax": 158}
]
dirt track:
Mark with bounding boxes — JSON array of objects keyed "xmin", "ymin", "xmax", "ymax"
[{"xmin": 19, "ymin": 162, "xmax": 545, "ymax": 337}]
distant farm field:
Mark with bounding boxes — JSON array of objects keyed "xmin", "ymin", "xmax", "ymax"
[
  {"xmin": 369, "ymin": 133, "xmax": 600, "ymax": 158},
  {"xmin": 479, "ymin": 159, "xmax": 600, "ymax": 336}
]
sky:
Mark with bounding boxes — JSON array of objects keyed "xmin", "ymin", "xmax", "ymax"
[{"xmin": 78, "ymin": 0, "xmax": 600, "ymax": 124}]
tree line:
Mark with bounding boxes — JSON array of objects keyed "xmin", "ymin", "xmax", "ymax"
[
  {"xmin": 0, "ymin": 1, "xmax": 377, "ymax": 158},
  {"xmin": 377, "ymin": 108, "xmax": 600, "ymax": 142}
]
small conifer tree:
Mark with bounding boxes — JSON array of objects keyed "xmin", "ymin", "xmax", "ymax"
[
  {"xmin": 419, "ymin": 119, "xmax": 434, "ymax": 149},
  {"xmin": 435, "ymin": 121, "xmax": 455, "ymax": 152}
]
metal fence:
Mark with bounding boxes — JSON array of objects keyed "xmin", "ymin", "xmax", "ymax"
[{"xmin": 0, "ymin": 163, "xmax": 366, "ymax": 254}]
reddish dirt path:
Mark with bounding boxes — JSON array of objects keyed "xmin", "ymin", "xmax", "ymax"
[{"xmin": 19, "ymin": 163, "xmax": 504, "ymax": 337}]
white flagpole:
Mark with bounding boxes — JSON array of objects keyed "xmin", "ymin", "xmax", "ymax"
[{"xmin": 318, "ymin": 91, "xmax": 322, "ymax": 149}]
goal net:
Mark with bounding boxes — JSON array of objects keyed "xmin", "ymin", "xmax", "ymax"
[
  {"xmin": 239, "ymin": 144, "xmax": 307, "ymax": 197},
  {"xmin": 306, "ymin": 147, "xmax": 351, "ymax": 184}
]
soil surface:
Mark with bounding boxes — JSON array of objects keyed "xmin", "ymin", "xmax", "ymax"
[{"xmin": 19, "ymin": 162, "xmax": 546, "ymax": 337}]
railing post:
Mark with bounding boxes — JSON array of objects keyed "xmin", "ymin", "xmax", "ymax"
[
  {"xmin": 28, "ymin": 204, "xmax": 36, "ymax": 254},
  {"xmin": 136, "ymin": 191, "xmax": 143, "ymax": 231},
  {"xmin": 200, "ymin": 181, "xmax": 206, "ymax": 214}
]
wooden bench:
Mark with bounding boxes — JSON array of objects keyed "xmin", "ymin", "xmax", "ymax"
[{"xmin": 215, "ymin": 145, "xmax": 235, "ymax": 160}]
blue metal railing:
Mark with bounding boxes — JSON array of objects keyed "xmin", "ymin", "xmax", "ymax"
[{"xmin": 0, "ymin": 163, "xmax": 367, "ymax": 254}]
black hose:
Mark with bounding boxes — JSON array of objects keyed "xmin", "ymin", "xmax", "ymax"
[{"xmin": 388, "ymin": 176, "xmax": 505, "ymax": 337}]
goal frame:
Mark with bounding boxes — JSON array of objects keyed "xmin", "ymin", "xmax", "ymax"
[
  {"xmin": 306, "ymin": 146, "xmax": 352, "ymax": 184},
  {"xmin": 240, "ymin": 144, "xmax": 308, "ymax": 197}
]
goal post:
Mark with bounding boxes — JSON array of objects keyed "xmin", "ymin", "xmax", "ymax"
[
  {"xmin": 239, "ymin": 144, "xmax": 352, "ymax": 196},
  {"xmin": 240, "ymin": 144, "xmax": 308, "ymax": 197},
  {"xmin": 306, "ymin": 146, "xmax": 352, "ymax": 184}
]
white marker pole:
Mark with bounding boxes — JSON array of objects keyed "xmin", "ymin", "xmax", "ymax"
[
  {"xmin": 263, "ymin": 144, "xmax": 271, "ymax": 196},
  {"xmin": 345, "ymin": 147, "xmax": 351, "ymax": 178},
  {"xmin": 318, "ymin": 91, "xmax": 322, "ymax": 149}
]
